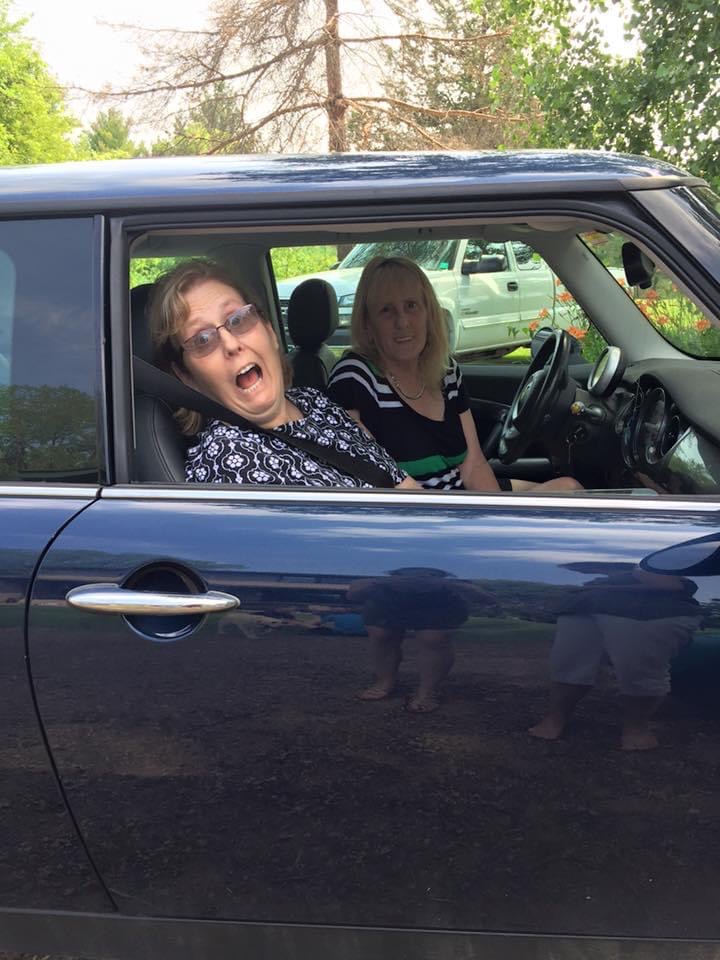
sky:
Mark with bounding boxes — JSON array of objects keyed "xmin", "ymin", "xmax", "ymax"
[{"xmin": 11, "ymin": 0, "xmax": 205, "ymax": 135}]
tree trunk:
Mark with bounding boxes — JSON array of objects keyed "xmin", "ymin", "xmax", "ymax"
[{"xmin": 323, "ymin": 0, "xmax": 348, "ymax": 152}]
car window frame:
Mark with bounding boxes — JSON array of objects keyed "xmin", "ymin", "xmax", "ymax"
[{"xmin": 110, "ymin": 200, "xmax": 720, "ymax": 501}]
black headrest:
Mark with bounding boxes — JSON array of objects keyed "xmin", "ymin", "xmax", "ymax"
[
  {"xmin": 287, "ymin": 278, "xmax": 339, "ymax": 349},
  {"xmin": 131, "ymin": 283, "xmax": 155, "ymax": 362}
]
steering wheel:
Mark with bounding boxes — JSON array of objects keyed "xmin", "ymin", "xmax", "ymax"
[{"xmin": 497, "ymin": 329, "xmax": 573, "ymax": 464}]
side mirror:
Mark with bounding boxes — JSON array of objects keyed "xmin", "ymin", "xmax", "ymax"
[
  {"xmin": 462, "ymin": 255, "xmax": 507, "ymax": 275},
  {"xmin": 641, "ymin": 533, "xmax": 720, "ymax": 576},
  {"xmin": 622, "ymin": 242, "xmax": 655, "ymax": 289}
]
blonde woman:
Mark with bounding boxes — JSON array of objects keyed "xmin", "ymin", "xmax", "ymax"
[{"xmin": 327, "ymin": 256, "xmax": 580, "ymax": 493}]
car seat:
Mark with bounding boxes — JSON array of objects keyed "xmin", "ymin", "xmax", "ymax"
[
  {"xmin": 131, "ymin": 283, "xmax": 188, "ymax": 482},
  {"xmin": 286, "ymin": 278, "xmax": 339, "ymax": 389}
]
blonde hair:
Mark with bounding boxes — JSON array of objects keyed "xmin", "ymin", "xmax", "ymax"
[
  {"xmin": 350, "ymin": 256, "xmax": 449, "ymax": 387},
  {"xmin": 148, "ymin": 258, "xmax": 290, "ymax": 436}
]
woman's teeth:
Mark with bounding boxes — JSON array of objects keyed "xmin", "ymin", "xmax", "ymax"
[{"xmin": 236, "ymin": 363, "xmax": 262, "ymax": 391}]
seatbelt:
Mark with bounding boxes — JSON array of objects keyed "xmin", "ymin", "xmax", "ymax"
[{"xmin": 132, "ymin": 356, "xmax": 397, "ymax": 488}]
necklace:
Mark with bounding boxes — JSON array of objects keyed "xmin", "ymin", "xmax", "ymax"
[{"xmin": 388, "ymin": 372, "xmax": 426, "ymax": 400}]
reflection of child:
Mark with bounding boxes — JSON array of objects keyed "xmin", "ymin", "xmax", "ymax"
[
  {"xmin": 348, "ymin": 568, "xmax": 489, "ymax": 713},
  {"xmin": 529, "ymin": 567, "xmax": 701, "ymax": 750}
]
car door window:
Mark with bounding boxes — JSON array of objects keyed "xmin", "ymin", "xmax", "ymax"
[{"xmin": 0, "ymin": 218, "xmax": 101, "ymax": 483}]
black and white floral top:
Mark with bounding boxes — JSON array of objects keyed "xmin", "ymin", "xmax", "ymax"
[{"xmin": 185, "ymin": 387, "xmax": 406, "ymax": 488}]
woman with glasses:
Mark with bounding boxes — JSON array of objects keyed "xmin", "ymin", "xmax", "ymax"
[{"xmin": 149, "ymin": 259, "xmax": 416, "ymax": 489}]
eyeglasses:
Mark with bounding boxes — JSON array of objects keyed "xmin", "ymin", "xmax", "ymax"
[{"xmin": 181, "ymin": 304, "xmax": 261, "ymax": 357}]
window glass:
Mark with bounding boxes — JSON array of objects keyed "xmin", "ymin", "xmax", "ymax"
[
  {"xmin": 338, "ymin": 239, "xmax": 459, "ymax": 271},
  {"xmin": 0, "ymin": 219, "xmax": 100, "ymax": 483},
  {"xmin": 511, "ymin": 240, "xmax": 543, "ymax": 270},
  {"xmin": 580, "ymin": 229, "xmax": 720, "ymax": 359}
]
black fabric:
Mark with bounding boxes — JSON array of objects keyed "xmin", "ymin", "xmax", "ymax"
[
  {"xmin": 287, "ymin": 278, "xmax": 339, "ymax": 348},
  {"xmin": 287, "ymin": 278, "xmax": 339, "ymax": 390},
  {"xmin": 131, "ymin": 283, "xmax": 188, "ymax": 483}
]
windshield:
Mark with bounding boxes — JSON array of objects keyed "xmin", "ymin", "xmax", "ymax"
[
  {"xmin": 339, "ymin": 239, "xmax": 459, "ymax": 271},
  {"xmin": 580, "ymin": 230, "xmax": 720, "ymax": 360}
]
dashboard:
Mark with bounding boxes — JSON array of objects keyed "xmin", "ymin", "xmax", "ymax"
[{"xmin": 612, "ymin": 369, "xmax": 720, "ymax": 494}]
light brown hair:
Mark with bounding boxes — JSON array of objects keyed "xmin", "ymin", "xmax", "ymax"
[{"xmin": 148, "ymin": 258, "xmax": 290, "ymax": 436}]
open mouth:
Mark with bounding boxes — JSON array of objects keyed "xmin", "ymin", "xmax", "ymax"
[{"xmin": 236, "ymin": 363, "xmax": 263, "ymax": 391}]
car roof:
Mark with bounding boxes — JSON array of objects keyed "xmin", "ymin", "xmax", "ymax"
[{"xmin": 0, "ymin": 150, "xmax": 704, "ymax": 217}]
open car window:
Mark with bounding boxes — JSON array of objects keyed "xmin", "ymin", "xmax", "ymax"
[{"xmin": 127, "ymin": 215, "xmax": 720, "ymax": 498}]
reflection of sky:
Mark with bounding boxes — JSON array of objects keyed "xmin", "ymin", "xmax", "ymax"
[{"xmin": 51, "ymin": 500, "xmax": 720, "ymax": 600}]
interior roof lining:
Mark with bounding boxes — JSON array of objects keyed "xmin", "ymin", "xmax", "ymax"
[{"xmin": 130, "ymin": 215, "xmax": 601, "ymax": 258}]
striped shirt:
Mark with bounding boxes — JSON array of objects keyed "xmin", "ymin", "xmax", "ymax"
[{"xmin": 327, "ymin": 352, "xmax": 469, "ymax": 490}]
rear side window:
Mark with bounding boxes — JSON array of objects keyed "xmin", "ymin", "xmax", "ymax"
[{"xmin": 0, "ymin": 218, "xmax": 101, "ymax": 483}]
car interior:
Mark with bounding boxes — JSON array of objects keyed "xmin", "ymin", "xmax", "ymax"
[{"xmin": 127, "ymin": 214, "xmax": 720, "ymax": 496}]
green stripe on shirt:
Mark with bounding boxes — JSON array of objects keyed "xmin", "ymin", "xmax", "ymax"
[{"xmin": 399, "ymin": 448, "xmax": 467, "ymax": 477}]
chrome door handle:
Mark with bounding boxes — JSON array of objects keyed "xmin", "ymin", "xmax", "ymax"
[{"xmin": 66, "ymin": 583, "xmax": 239, "ymax": 615}]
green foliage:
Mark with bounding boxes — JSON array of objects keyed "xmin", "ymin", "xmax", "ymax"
[
  {"xmin": 0, "ymin": 1, "xmax": 76, "ymax": 164},
  {"xmin": 349, "ymin": 0, "xmax": 532, "ymax": 150},
  {"xmin": 0, "ymin": 384, "xmax": 96, "ymax": 480},
  {"xmin": 270, "ymin": 246, "xmax": 338, "ymax": 281},
  {"xmin": 78, "ymin": 107, "xmax": 145, "ymax": 159},
  {"xmin": 152, "ymin": 83, "xmax": 259, "ymax": 156},
  {"xmin": 497, "ymin": 0, "xmax": 719, "ymax": 189},
  {"xmin": 130, "ymin": 257, "xmax": 185, "ymax": 286}
]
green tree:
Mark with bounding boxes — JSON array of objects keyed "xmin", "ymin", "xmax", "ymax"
[
  {"xmin": 351, "ymin": 0, "xmax": 531, "ymax": 150},
  {"xmin": 501, "ymin": 0, "xmax": 719, "ymax": 189},
  {"xmin": 80, "ymin": 107, "xmax": 143, "ymax": 158},
  {"xmin": 151, "ymin": 83, "xmax": 259, "ymax": 156},
  {"xmin": 0, "ymin": 1, "xmax": 76, "ymax": 164}
]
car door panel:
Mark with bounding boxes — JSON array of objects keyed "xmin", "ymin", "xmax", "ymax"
[
  {"xmin": 1, "ymin": 492, "xmax": 111, "ymax": 914},
  {"xmin": 29, "ymin": 491, "xmax": 720, "ymax": 950}
]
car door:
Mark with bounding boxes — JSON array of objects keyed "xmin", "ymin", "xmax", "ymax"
[
  {"xmin": 454, "ymin": 239, "xmax": 520, "ymax": 351},
  {"xmin": 510, "ymin": 240, "xmax": 558, "ymax": 324},
  {"xmin": 28, "ymin": 485, "xmax": 720, "ymax": 957},
  {"xmin": 0, "ymin": 215, "xmax": 113, "ymax": 927}
]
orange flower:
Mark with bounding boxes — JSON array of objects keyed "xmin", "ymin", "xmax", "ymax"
[
  {"xmin": 696, "ymin": 318, "xmax": 712, "ymax": 332},
  {"xmin": 637, "ymin": 303, "xmax": 649, "ymax": 316},
  {"xmin": 655, "ymin": 315, "xmax": 670, "ymax": 326},
  {"xmin": 645, "ymin": 288, "xmax": 660, "ymax": 301},
  {"xmin": 528, "ymin": 320, "xmax": 539, "ymax": 332},
  {"xmin": 567, "ymin": 325, "xmax": 587, "ymax": 339},
  {"xmin": 555, "ymin": 277, "xmax": 563, "ymax": 287},
  {"xmin": 558, "ymin": 291, "xmax": 574, "ymax": 303},
  {"xmin": 538, "ymin": 307, "xmax": 550, "ymax": 319}
]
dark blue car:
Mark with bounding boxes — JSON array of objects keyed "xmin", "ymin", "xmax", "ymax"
[{"xmin": 2, "ymin": 150, "xmax": 720, "ymax": 960}]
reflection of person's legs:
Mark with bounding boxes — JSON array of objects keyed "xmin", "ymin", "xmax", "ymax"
[
  {"xmin": 529, "ymin": 615, "xmax": 603, "ymax": 739},
  {"xmin": 601, "ymin": 614, "xmax": 700, "ymax": 750},
  {"xmin": 407, "ymin": 629, "xmax": 455, "ymax": 713},
  {"xmin": 357, "ymin": 626, "xmax": 404, "ymax": 700}
]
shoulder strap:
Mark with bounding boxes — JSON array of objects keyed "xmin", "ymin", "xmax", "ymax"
[{"xmin": 132, "ymin": 356, "xmax": 397, "ymax": 488}]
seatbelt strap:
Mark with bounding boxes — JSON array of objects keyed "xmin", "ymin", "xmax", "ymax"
[{"xmin": 132, "ymin": 356, "xmax": 397, "ymax": 488}]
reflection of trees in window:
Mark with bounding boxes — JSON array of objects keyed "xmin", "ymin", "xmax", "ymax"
[
  {"xmin": 0, "ymin": 385, "xmax": 97, "ymax": 482},
  {"xmin": 341, "ymin": 240, "xmax": 458, "ymax": 271}
]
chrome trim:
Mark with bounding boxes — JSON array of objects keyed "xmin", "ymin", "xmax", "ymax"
[
  {"xmin": 66, "ymin": 583, "xmax": 239, "ymax": 615},
  {"xmin": 100, "ymin": 484, "xmax": 720, "ymax": 513},
  {"xmin": 0, "ymin": 484, "xmax": 100, "ymax": 499}
]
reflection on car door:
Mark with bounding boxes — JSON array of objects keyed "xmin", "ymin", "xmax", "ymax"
[{"xmin": 28, "ymin": 489, "xmax": 720, "ymax": 953}]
